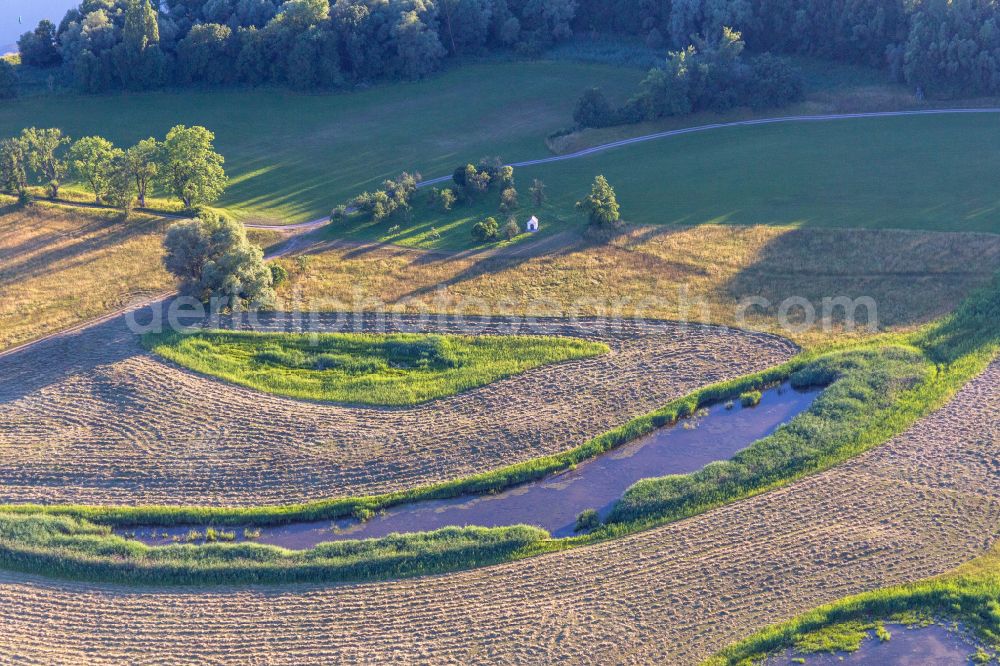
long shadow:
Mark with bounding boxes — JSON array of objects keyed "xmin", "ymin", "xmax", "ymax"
[
  {"xmin": 0, "ymin": 310, "xmax": 149, "ymax": 406},
  {"xmin": 0, "ymin": 212, "xmax": 162, "ymax": 286},
  {"xmin": 720, "ymin": 227, "xmax": 1000, "ymax": 333},
  {"xmin": 394, "ymin": 232, "xmax": 586, "ymax": 301}
]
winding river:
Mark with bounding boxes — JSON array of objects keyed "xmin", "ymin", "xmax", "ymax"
[{"xmin": 123, "ymin": 382, "xmax": 820, "ymax": 550}]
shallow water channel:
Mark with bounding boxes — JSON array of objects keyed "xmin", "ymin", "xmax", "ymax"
[
  {"xmin": 768, "ymin": 623, "xmax": 983, "ymax": 664},
  {"xmin": 122, "ymin": 383, "xmax": 819, "ymax": 550}
]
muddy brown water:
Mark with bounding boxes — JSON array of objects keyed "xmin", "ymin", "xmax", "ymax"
[
  {"xmin": 121, "ymin": 383, "xmax": 819, "ymax": 550},
  {"xmin": 768, "ymin": 623, "xmax": 982, "ymax": 664}
]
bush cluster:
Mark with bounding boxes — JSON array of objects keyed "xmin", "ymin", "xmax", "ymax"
[{"xmin": 574, "ymin": 29, "xmax": 804, "ymax": 129}]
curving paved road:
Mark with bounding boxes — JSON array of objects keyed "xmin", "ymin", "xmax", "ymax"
[{"xmin": 418, "ymin": 107, "xmax": 1000, "ymax": 186}]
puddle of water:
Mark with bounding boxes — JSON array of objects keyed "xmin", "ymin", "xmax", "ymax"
[
  {"xmin": 769, "ymin": 624, "xmax": 982, "ymax": 665},
  {"xmin": 122, "ymin": 383, "xmax": 819, "ymax": 550}
]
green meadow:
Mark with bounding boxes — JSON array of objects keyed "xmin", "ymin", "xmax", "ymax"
[
  {"xmin": 0, "ymin": 61, "xmax": 642, "ymax": 225},
  {"xmin": 346, "ymin": 112, "xmax": 1000, "ymax": 252},
  {"xmin": 143, "ymin": 330, "xmax": 607, "ymax": 406}
]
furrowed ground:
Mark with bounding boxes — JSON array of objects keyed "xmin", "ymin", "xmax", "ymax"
[
  {"xmin": 0, "ymin": 314, "xmax": 794, "ymax": 506},
  {"xmin": 0, "ymin": 223, "xmax": 996, "ymax": 505},
  {"xmin": 0, "ymin": 356, "xmax": 994, "ymax": 664}
]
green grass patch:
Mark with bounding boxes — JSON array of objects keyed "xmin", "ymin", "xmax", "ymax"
[
  {"xmin": 354, "ymin": 113, "xmax": 1000, "ymax": 250},
  {"xmin": 506, "ymin": 113, "xmax": 1000, "ymax": 235},
  {"xmin": 142, "ymin": 329, "xmax": 608, "ymax": 406},
  {"xmin": 0, "ymin": 61, "xmax": 642, "ymax": 225}
]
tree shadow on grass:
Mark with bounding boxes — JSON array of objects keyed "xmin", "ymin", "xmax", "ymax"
[
  {"xmin": 0, "ymin": 208, "xmax": 163, "ymax": 287},
  {"xmin": 0, "ymin": 310, "xmax": 150, "ymax": 406},
  {"xmin": 720, "ymin": 226, "xmax": 1000, "ymax": 334}
]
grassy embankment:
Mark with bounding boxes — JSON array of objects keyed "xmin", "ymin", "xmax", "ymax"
[
  {"xmin": 706, "ymin": 543, "xmax": 1000, "ymax": 664},
  {"xmin": 0, "ymin": 269, "xmax": 996, "ymax": 585},
  {"xmin": 0, "ymin": 61, "xmax": 643, "ymax": 226},
  {"xmin": 143, "ymin": 330, "xmax": 607, "ymax": 406}
]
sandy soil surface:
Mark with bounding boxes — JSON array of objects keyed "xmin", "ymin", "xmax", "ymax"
[
  {"xmin": 0, "ymin": 359, "xmax": 995, "ymax": 664},
  {"xmin": 0, "ymin": 311, "xmax": 795, "ymax": 506}
]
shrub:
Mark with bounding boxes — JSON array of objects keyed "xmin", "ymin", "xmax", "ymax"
[
  {"xmin": 500, "ymin": 187, "xmax": 518, "ymax": 212},
  {"xmin": 269, "ymin": 263, "xmax": 289, "ymax": 287},
  {"xmin": 574, "ymin": 87, "xmax": 617, "ymax": 128},
  {"xmin": 747, "ymin": 53, "xmax": 806, "ymax": 110},
  {"xmin": 574, "ymin": 509, "xmax": 601, "ymax": 532},
  {"xmin": 472, "ymin": 216, "xmax": 501, "ymax": 242},
  {"xmin": 739, "ymin": 390, "xmax": 762, "ymax": 407},
  {"xmin": 0, "ymin": 60, "xmax": 18, "ymax": 100},
  {"xmin": 503, "ymin": 218, "xmax": 520, "ymax": 240},
  {"xmin": 439, "ymin": 188, "xmax": 456, "ymax": 211}
]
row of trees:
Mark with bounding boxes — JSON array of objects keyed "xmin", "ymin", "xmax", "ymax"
[
  {"xmin": 19, "ymin": 0, "xmax": 577, "ymax": 93},
  {"xmin": 18, "ymin": 0, "xmax": 1000, "ymax": 97},
  {"xmin": 574, "ymin": 28, "xmax": 804, "ymax": 128},
  {"xmin": 0, "ymin": 125, "xmax": 226, "ymax": 212}
]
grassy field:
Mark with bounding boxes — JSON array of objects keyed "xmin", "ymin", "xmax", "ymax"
[
  {"xmin": 144, "ymin": 330, "xmax": 607, "ymax": 406},
  {"xmin": 279, "ymin": 225, "xmax": 1000, "ymax": 347},
  {"xmin": 337, "ymin": 113, "xmax": 1000, "ymax": 251},
  {"xmin": 0, "ymin": 200, "xmax": 174, "ymax": 350},
  {"xmin": 0, "ymin": 61, "xmax": 643, "ymax": 225}
]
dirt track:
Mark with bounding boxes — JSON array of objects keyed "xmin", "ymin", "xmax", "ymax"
[
  {"xmin": 0, "ymin": 359, "xmax": 995, "ymax": 664},
  {"xmin": 0, "ymin": 311, "xmax": 794, "ymax": 506}
]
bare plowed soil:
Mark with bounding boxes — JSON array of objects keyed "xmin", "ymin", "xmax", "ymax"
[
  {"xmin": 0, "ymin": 312, "xmax": 795, "ymax": 506},
  {"xmin": 0, "ymin": 360, "xmax": 995, "ymax": 664}
]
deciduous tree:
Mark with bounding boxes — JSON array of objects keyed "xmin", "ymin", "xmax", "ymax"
[
  {"xmin": 68, "ymin": 136, "xmax": 118, "ymax": 203},
  {"xmin": 163, "ymin": 211, "xmax": 275, "ymax": 310},
  {"xmin": 160, "ymin": 125, "xmax": 228, "ymax": 209},
  {"xmin": 0, "ymin": 138, "xmax": 29, "ymax": 197},
  {"xmin": 21, "ymin": 128, "xmax": 70, "ymax": 198},
  {"xmin": 577, "ymin": 175, "xmax": 620, "ymax": 226},
  {"xmin": 125, "ymin": 138, "xmax": 161, "ymax": 208}
]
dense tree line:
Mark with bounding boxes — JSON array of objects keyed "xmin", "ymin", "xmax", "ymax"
[
  {"xmin": 18, "ymin": 0, "xmax": 576, "ymax": 93},
  {"xmin": 0, "ymin": 124, "xmax": 227, "ymax": 212},
  {"xmin": 18, "ymin": 0, "xmax": 1000, "ymax": 97},
  {"xmin": 574, "ymin": 29, "xmax": 804, "ymax": 129},
  {"xmin": 574, "ymin": 0, "xmax": 1000, "ymax": 97}
]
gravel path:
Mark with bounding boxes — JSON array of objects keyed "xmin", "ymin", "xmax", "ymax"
[
  {"xmin": 0, "ymin": 359, "xmax": 995, "ymax": 664},
  {"xmin": 0, "ymin": 311, "xmax": 795, "ymax": 506}
]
